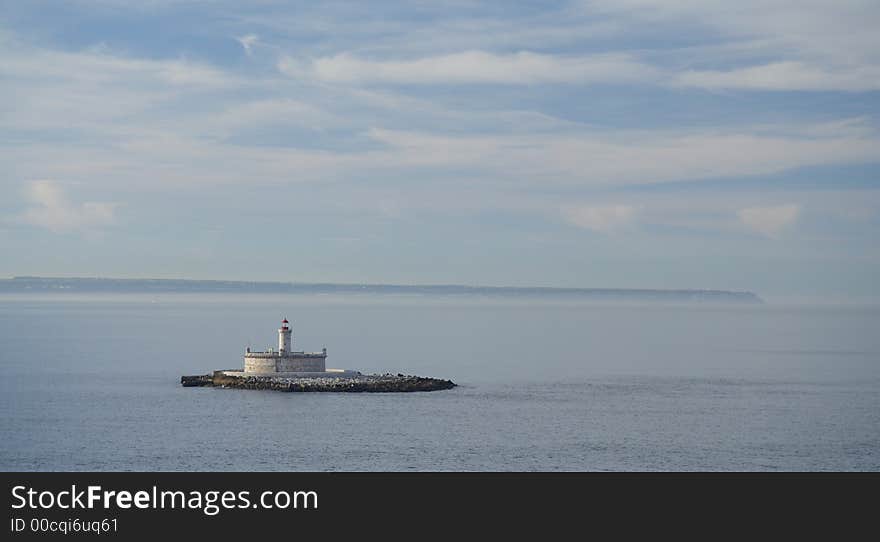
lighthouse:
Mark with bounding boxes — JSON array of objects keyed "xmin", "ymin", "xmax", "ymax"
[
  {"xmin": 243, "ymin": 318, "xmax": 328, "ymax": 373},
  {"xmin": 278, "ymin": 318, "xmax": 292, "ymax": 355}
]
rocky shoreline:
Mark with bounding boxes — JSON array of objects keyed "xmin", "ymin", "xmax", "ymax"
[{"xmin": 181, "ymin": 371, "xmax": 456, "ymax": 393}]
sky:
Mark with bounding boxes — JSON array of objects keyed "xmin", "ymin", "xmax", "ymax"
[{"xmin": 1, "ymin": 1, "xmax": 878, "ymax": 301}]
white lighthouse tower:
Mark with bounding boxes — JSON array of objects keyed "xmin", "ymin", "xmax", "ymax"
[{"xmin": 278, "ymin": 318, "xmax": 292, "ymax": 355}]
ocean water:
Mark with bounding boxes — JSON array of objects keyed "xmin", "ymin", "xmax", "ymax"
[{"xmin": 1, "ymin": 294, "xmax": 878, "ymax": 471}]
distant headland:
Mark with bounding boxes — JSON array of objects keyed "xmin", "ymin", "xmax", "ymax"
[{"xmin": 0, "ymin": 276, "xmax": 763, "ymax": 304}]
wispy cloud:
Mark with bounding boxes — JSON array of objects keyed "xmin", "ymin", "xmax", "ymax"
[
  {"xmin": 235, "ymin": 34, "xmax": 259, "ymax": 56},
  {"xmin": 1, "ymin": 46, "xmax": 240, "ymax": 89},
  {"xmin": 561, "ymin": 204, "xmax": 638, "ymax": 233},
  {"xmin": 261, "ymin": 0, "xmax": 880, "ymax": 93},
  {"xmin": 737, "ymin": 203, "xmax": 800, "ymax": 238},
  {"xmin": 366, "ymin": 123, "xmax": 880, "ymax": 186},
  {"xmin": 675, "ymin": 61, "xmax": 880, "ymax": 92},
  {"xmin": 0, "ymin": 39, "xmax": 248, "ymax": 135},
  {"xmin": 209, "ymin": 99, "xmax": 342, "ymax": 134},
  {"xmin": 584, "ymin": 0, "xmax": 880, "ymax": 64},
  {"xmin": 283, "ymin": 50, "xmax": 880, "ymax": 92},
  {"xmin": 586, "ymin": 0, "xmax": 880, "ymax": 93},
  {"xmin": 17, "ymin": 181, "xmax": 117, "ymax": 233},
  {"xmin": 279, "ymin": 51, "xmax": 658, "ymax": 85}
]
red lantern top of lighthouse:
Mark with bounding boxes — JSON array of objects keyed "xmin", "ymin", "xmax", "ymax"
[{"xmin": 281, "ymin": 318, "xmax": 289, "ymax": 329}]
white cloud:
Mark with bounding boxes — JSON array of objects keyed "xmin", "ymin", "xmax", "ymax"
[
  {"xmin": 675, "ymin": 61, "xmax": 880, "ymax": 92},
  {"xmin": 235, "ymin": 34, "xmax": 259, "ymax": 56},
  {"xmin": 366, "ymin": 123, "xmax": 880, "ymax": 186},
  {"xmin": 0, "ymin": 47, "xmax": 239, "ymax": 89},
  {"xmin": 18, "ymin": 181, "xmax": 117, "ymax": 233},
  {"xmin": 265, "ymin": 3, "xmax": 880, "ymax": 92},
  {"xmin": 282, "ymin": 48, "xmax": 880, "ymax": 91},
  {"xmin": 0, "ymin": 39, "xmax": 248, "ymax": 135},
  {"xmin": 561, "ymin": 204, "xmax": 638, "ymax": 233},
  {"xmin": 4, "ymin": 118, "xmax": 877, "ymax": 196},
  {"xmin": 1, "ymin": 27, "xmax": 878, "ymax": 223},
  {"xmin": 209, "ymin": 99, "xmax": 341, "ymax": 133},
  {"xmin": 737, "ymin": 203, "xmax": 800, "ymax": 238},
  {"xmin": 584, "ymin": 0, "xmax": 880, "ymax": 66},
  {"xmin": 588, "ymin": 0, "xmax": 880, "ymax": 92},
  {"xmin": 279, "ymin": 50, "xmax": 658, "ymax": 85}
]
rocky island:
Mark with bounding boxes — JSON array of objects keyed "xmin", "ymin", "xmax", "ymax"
[
  {"xmin": 181, "ymin": 318, "xmax": 456, "ymax": 393},
  {"xmin": 182, "ymin": 370, "xmax": 456, "ymax": 393}
]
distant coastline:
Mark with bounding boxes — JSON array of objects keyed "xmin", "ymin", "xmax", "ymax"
[{"xmin": 0, "ymin": 276, "xmax": 763, "ymax": 304}]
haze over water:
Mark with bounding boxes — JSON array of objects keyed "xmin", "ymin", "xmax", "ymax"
[{"xmin": 1, "ymin": 292, "xmax": 877, "ymax": 471}]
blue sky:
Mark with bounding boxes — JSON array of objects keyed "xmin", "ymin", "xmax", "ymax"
[{"xmin": 1, "ymin": 1, "xmax": 878, "ymax": 301}]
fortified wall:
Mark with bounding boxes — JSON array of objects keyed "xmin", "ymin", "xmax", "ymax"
[{"xmin": 244, "ymin": 352, "xmax": 327, "ymax": 373}]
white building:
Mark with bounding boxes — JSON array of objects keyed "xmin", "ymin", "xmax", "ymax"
[{"xmin": 243, "ymin": 318, "xmax": 328, "ymax": 373}]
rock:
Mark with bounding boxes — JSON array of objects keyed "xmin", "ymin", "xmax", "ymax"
[
  {"xmin": 181, "ymin": 372, "xmax": 456, "ymax": 393},
  {"xmin": 181, "ymin": 374, "xmax": 213, "ymax": 387}
]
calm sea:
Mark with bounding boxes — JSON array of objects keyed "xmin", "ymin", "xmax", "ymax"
[{"xmin": 1, "ymin": 294, "xmax": 878, "ymax": 471}]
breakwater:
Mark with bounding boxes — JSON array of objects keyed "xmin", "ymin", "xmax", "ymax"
[{"xmin": 181, "ymin": 371, "xmax": 456, "ymax": 393}]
